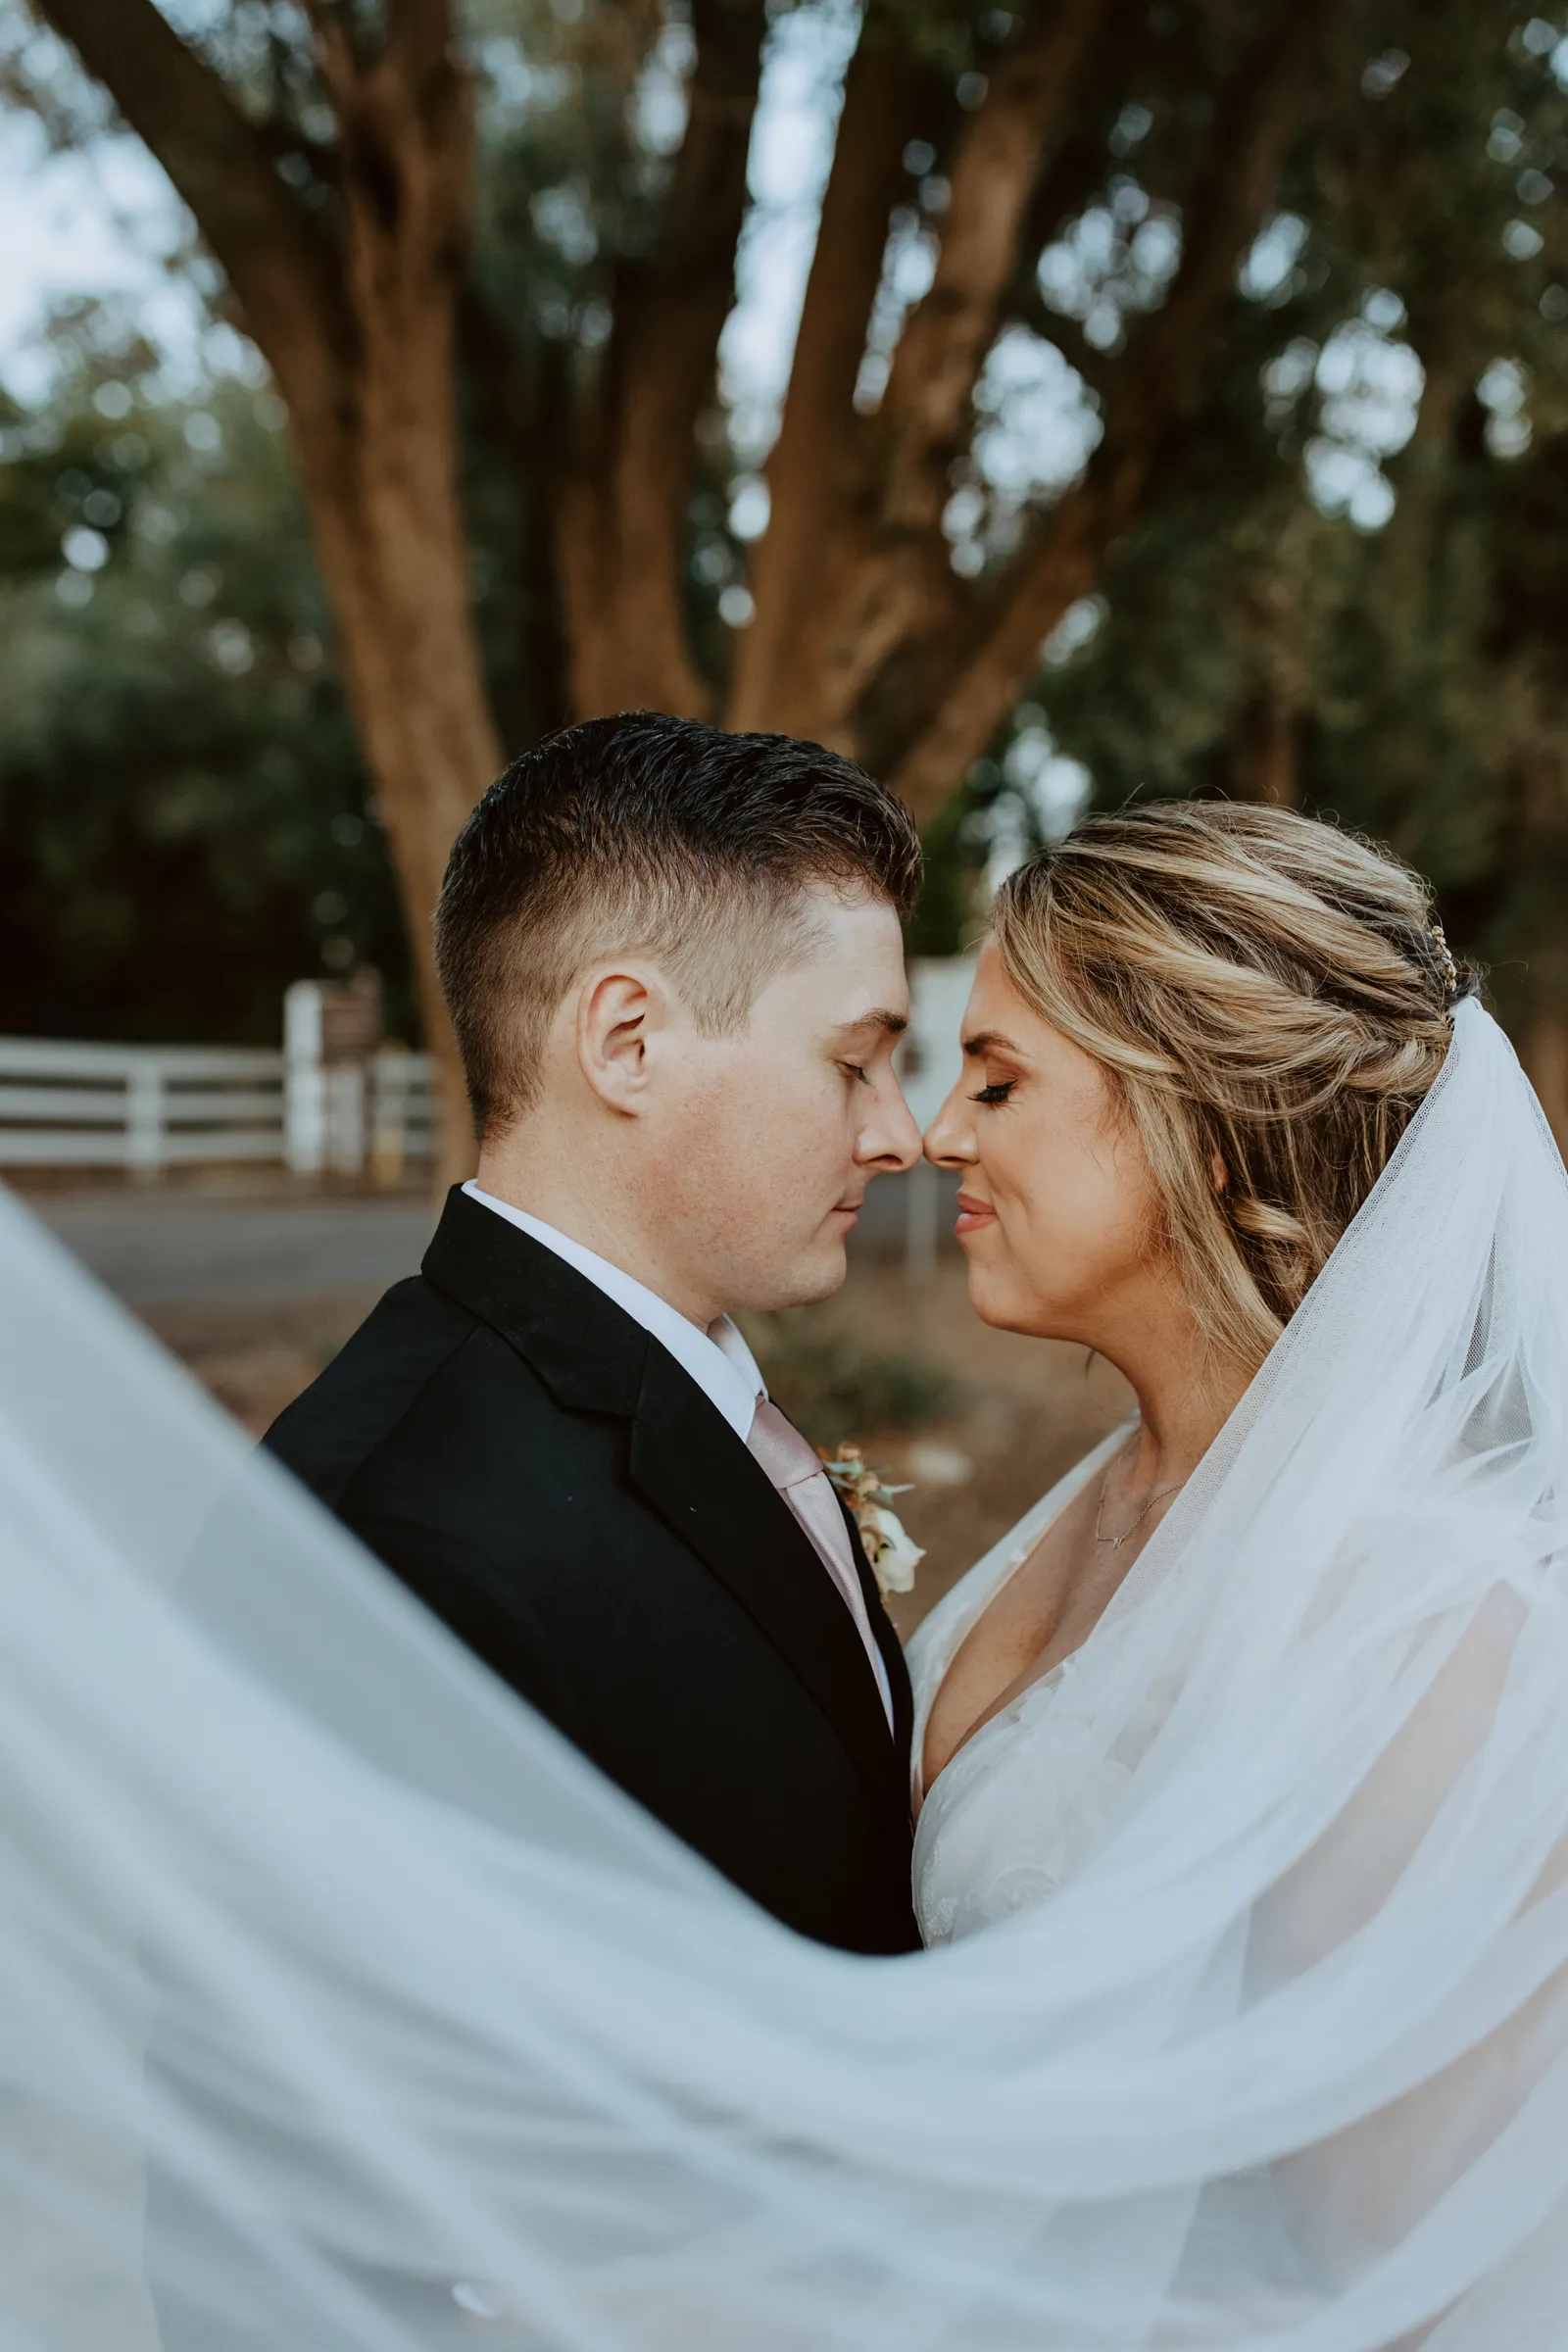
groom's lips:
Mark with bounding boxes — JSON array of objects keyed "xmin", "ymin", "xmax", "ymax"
[{"xmin": 955, "ymin": 1190, "xmax": 998, "ymax": 1237}]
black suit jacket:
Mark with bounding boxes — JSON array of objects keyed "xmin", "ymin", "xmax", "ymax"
[{"xmin": 264, "ymin": 1187, "xmax": 919, "ymax": 1954}]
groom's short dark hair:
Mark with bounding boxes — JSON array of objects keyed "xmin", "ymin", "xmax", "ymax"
[{"xmin": 435, "ymin": 711, "xmax": 922, "ymax": 1136}]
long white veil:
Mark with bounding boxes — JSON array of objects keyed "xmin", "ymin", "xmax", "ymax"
[{"xmin": 2, "ymin": 998, "xmax": 1566, "ymax": 2349}]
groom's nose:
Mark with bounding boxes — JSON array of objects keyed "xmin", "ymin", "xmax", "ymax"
[{"xmin": 858, "ymin": 1076, "xmax": 922, "ymax": 1174}]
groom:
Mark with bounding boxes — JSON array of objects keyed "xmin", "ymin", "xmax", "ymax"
[{"xmin": 266, "ymin": 712, "xmax": 925, "ymax": 1953}]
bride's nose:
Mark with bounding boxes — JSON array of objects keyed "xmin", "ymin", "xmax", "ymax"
[{"xmin": 923, "ymin": 1082, "xmax": 974, "ymax": 1170}]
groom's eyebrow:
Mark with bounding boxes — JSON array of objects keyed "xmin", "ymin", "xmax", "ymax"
[{"xmin": 835, "ymin": 1009, "xmax": 907, "ymax": 1039}]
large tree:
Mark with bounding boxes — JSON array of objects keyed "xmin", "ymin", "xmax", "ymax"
[
  {"xmin": 1003, "ymin": 6, "xmax": 1568, "ymax": 1130},
  {"xmin": 20, "ymin": 0, "xmax": 496, "ymax": 1172},
  {"xmin": 13, "ymin": 0, "xmax": 1528, "ymax": 1172}
]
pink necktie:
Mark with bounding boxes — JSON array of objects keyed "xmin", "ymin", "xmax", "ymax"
[{"xmin": 746, "ymin": 1398, "xmax": 894, "ymax": 1729}]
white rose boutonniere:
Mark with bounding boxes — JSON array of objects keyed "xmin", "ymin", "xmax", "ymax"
[{"xmin": 819, "ymin": 1444, "xmax": 925, "ymax": 1599}]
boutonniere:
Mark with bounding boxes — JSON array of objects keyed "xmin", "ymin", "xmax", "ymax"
[{"xmin": 819, "ymin": 1444, "xmax": 925, "ymax": 1599}]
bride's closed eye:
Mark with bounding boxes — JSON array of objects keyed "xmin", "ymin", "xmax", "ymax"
[{"xmin": 971, "ymin": 1080, "xmax": 1016, "ymax": 1105}]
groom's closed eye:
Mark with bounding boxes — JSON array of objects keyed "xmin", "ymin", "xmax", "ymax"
[{"xmin": 831, "ymin": 1009, "xmax": 906, "ymax": 1080}]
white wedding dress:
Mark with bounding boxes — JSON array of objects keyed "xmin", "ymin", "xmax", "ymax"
[
  {"xmin": 909, "ymin": 1431, "xmax": 1129, "ymax": 1945},
  {"xmin": 3, "ymin": 998, "xmax": 1568, "ymax": 2349}
]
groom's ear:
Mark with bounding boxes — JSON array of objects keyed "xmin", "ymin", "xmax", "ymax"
[{"xmin": 575, "ymin": 964, "xmax": 667, "ymax": 1116}]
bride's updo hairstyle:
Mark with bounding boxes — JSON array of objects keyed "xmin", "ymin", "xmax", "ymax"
[{"xmin": 990, "ymin": 801, "xmax": 1479, "ymax": 1369}]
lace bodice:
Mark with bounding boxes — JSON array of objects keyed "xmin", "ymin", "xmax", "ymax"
[{"xmin": 907, "ymin": 1429, "xmax": 1135, "ymax": 1946}]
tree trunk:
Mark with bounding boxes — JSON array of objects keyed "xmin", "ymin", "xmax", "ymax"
[
  {"xmin": 1523, "ymin": 1013, "xmax": 1568, "ymax": 1159},
  {"xmin": 1232, "ymin": 566, "xmax": 1303, "ymax": 808},
  {"xmin": 1234, "ymin": 682, "xmax": 1298, "ymax": 808},
  {"xmin": 729, "ymin": 36, "xmax": 931, "ymax": 741},
  {"xmin": 283, "ymin": 16, "xmax": 502, "ymax": 1192},
  {"xmin": 560, "ymin": 0, "xmax": 767, "ymax": 724},
  {"xmin": 35, "ymin": 0, "xmax": 501, "ymax": 1192},
  {"xmin": 298, "ymin": 443, "xmax": 500, "ymax": 1197},
  {"xmin": 39, "ymin": 0, "xmax": 1368, "ymax": 1186}
]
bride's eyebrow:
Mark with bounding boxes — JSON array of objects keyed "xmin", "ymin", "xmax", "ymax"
[{"xmin": 961, "ymin": 1029, "xmax": 1024, "ymax": 1059}]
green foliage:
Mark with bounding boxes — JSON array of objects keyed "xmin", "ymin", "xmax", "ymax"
[
  {"xmin": 5, "ymin": 0, "xmax": 1568, "ymax": 1053},
  {"xmin": 748, "ymin": 1323, "xmax": 958, "ymax": 1451},
  {"xmin": 923, "ymin": 2, "xmax": 1568, "ymax": 1031},
  {"xmin": 0, "ymin": 320, "xmax": 412, "ymax": 1042}
]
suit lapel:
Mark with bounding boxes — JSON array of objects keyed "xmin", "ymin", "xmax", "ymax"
[
  {"xmin": 422, "ymin": 1189, "xmax": 907, "ymax": 1818},
  {"xmin": 627, "ymin": 1346, "xmax": 906, "ymax": 1818},
  {"xmin": 421, "ymin": 1188, "xmax": 648, "ymax": 1414}
]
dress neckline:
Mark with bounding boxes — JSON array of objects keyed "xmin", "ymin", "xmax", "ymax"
[{"xmin": 911, "ymin": 1424, "xmax": 1132, "ymax": 1811}]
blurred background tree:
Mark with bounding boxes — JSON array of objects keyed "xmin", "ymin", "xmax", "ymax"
[
  {"xmin": 0, "ymin": 313, "xmax": 415, "ymax": 1040},
  {"xmin": 1, "ymin": 0, "xmax": 1564, "ymax": 1147},
  {"xmin": 978, "ymin": 8, "xmax": 1568, "ymax": 1122}
]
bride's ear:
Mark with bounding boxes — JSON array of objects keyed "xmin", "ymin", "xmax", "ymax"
[{"xmin": 1209, "ymin": 1152, "xmax": 1229, "ymax": 1197}]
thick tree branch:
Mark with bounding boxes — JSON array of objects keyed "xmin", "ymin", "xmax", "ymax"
[
  {"xmin": 994, "ymin": 5, "xmax": 1156, "ymax": 393},
  {"xmin": 563, "ymin": 0, "xmax": 766, "ymax": 715},
  {"xmin": 747, "ymin": 2, "xmax": 1129, "ymax": 746},
  {"xmin": 997, "ymin": 10, "xmax": 1141, "ymax": 313},
  {"xmin": 299, "ymin": 0, "xmax": 359, "ymax": 102},
  {"xmin": 35, "ymin": 0, "xmax": 347, "ymax": 400},
  {"xmin": 388, "ymin": 0, "xmax": 457, "ymax": 83},
  {"xmin": 461, "ymin": 285, "xmax": 572, "ymax": 735},
  {"xmin": 329, "ymin": 8, "xmax": 474, "ymax": 305},
  {"xmin": 41, "ymin": 0, "xmax": 497, "ymax": 1185},
  {"xmin": 728, "ymin": 24, "xmax": 932, "ymax": 733},
  {"xmin": 888, "ymin": 0, "xmax": 1350, "ymax": 818},
  {"xmin": 879, "ymin": 0, "xmax": 1110, "ymax": 537}
]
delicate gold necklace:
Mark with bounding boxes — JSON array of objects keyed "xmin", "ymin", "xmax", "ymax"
[{"xmin": 1093, "ymin": 1466, "xmax": 1187, "ymax": 1550}]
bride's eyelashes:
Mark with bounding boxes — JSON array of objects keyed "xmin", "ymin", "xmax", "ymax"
[{"xmin": 971, "ymin": 1079, "xmax": 1016, "ymax": 1106}]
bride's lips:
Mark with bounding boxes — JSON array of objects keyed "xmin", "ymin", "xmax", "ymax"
[{"xmin": 955, "ymin": 1190, "xmax": 998, "ymax": 1237}]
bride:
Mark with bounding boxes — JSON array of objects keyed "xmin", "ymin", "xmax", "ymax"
[
  {"xmin": 909, "ymin": 800, "xmax": 1480, "ymax": 1947},
  {"xmin": 2, "ymin": 802, "xmax": 1566, "ymax": 2349}
]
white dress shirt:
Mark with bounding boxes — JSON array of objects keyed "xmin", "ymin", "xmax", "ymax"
[{"xmin": 463, "ymin": 1182, "xmax": 894, "ymax": 1725}]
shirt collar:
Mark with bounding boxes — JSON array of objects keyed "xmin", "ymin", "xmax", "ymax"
[{"xmin": 462, "ymin": 1183, "xmax": 764, "ymax": 1443}]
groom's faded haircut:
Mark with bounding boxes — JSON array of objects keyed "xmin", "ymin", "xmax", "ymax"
[{"xmin": 434, "ymin": 711, "xmax": 923, "ymax": 1136}]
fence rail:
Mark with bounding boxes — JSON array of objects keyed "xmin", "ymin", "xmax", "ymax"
[
  {"xmin": 0, "ymin": 1038, "xmax": 433, "ymax": 1178},
  {"xmin": 1, "ymin": 956, "xmax": 973, "ymax": 1194}
]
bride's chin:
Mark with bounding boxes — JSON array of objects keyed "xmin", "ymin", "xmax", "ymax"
[
  {"xmin": 962, "ymin": 1261, "xmax": 1035, "ymax": 1334},
  {"xmin": 962, "ymin": 1257, "xmax": 1076, "ymax": 1342}
]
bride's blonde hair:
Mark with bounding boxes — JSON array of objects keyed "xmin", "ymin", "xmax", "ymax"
[{"xmin": 990, "ymin": 801, "xmax": 1476, "ymax": 1370}]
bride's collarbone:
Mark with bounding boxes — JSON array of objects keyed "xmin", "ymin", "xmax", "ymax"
[{"xmin": 922, "ymin": 1482, "xmax": 1116, "ymax": 1794}]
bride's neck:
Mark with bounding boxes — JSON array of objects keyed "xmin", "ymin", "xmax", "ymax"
[
  {"xmin": 1102, "ymin": 1286, "xmax": 1252, "ymax": 1494},
  {"xmin": 1125, "ymin": 1373, "xmax": 1244, "ymax": 1494}
]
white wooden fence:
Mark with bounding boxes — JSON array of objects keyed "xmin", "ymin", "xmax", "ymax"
[
  {"xmin": 0, "ymin": 1036, "xmax": 433, "ymax": 1178},
  {"xmin": 0, "ymin": 956, "xmax": 972, "ymax": 1188},
  {"xmin": 895, "ymin": 957, "xmax": 978, "ymax": 1278}
]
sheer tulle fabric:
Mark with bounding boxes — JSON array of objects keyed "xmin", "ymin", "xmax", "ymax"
[{"xmin": 1, "ymin": 999, "xmax": 1565, "ymax": 2349}]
